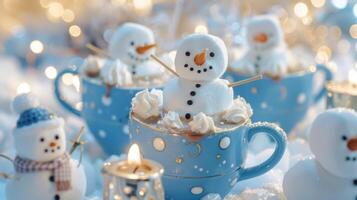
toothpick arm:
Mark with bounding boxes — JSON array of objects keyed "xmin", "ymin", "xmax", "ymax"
[
  {"xmin": 228, "ymin": 74, "xmax": 263, "ymax": 88},
  {"xmin": 70, "ymin": 126, "xmax": 86, "ymax": 155},
  {"xmin": 150, "ymin": 54, "xmax": 180, "ymax": 77},
  {"xmin": 86, "ymin": 43, "xmax": 109, "ymax": 57}
]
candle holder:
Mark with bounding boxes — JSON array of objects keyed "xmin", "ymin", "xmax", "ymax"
[
  {"xmin": 102, "ymin": 145, "xmax": 165, "ymax": 200},
  {"xmin": 326, "ymin": 81, "xmax": 357, "ymax": 111}
]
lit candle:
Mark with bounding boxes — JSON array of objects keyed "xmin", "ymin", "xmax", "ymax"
[
  {"xmin": 326, "ymin": 69, "xmax": 357, "ymax": 111},
  {"xmin": 102, "ymin": 144, "xmax": 164, "ymax": 200}
]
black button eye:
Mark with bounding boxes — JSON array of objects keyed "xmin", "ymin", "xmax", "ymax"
[
  {"xmin": 185, "ymin": 51, "xmax": 190, "ymax": 56},
  {"xmin": 342, "ymin": 135, "xmax": 348, "ymax": 141},
  {"xmin": 40, "ymin": 137, "xmax": 45, "ymax": 142},
  {"xmin": 130, "ymin": 41, "xmax": 135, "ymax": 46},
  {"xmin": 55, "ymin": 135, "xmax": 59, "ymax": 140},
  {"xmin": 209, "ymin": 52, "xmax": 215, "ymax": 57}
]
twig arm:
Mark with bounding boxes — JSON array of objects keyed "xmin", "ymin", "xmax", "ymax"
[
  {"xmin": 150, "ymin": 54, "xmax": 180, "ymax": 77},
  {"xmin": 228, "ymin": 74, "xmax": 263, "ymax": 88}
]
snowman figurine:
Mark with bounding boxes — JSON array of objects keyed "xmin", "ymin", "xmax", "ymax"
[
  {"xmin": 283, "ymin": 108, "xmax": 357, "ymax": 200},
  {"xmin": 107, "ymin": 22, "xmax": 166, "ymax": 78},
  {"xmin": 132, "ymin": 33, "xmax": 256, "ymax": 134},
  {"xmin": 164, "ymin": 33, "xmax": 233, "ymax": 120},
  {"xmin": 6, "ymin": 93, "xmax": 86, "ymax": 200},
  {"xmin": 232, "ymin": 15, "xmax": 288, "ymax": 78}
]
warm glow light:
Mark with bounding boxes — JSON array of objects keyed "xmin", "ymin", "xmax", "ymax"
[
  {"xmin": 69, "ymin": 25, "xmax": 81, "ymax": 37},
  {"xmin": 350, "ymin": 24, "xmax": 357, "ymax": 39},
  {"xmin": 349, "ymin": 69, "xmax": 357, "ymax": 84},
  {"xmin": 337, "ymin": 39, "xmax": 351, "ymax": 54},
  {"xmin": 62, "ymin": 9, "xmax": 75, "ymax": 23},
  {"xmin": 127, "ymin": 144, "xmax": 142, "ymax": 166},
  {"xmin": 62, "ymin": 73, "xmax": 74, "ymax": 85},
  {"xmin": 133, "ymin": 0, "xmax": 152, "ymax": 13},
  {"xmin": 30, "ymin": 40, "xmax": 44, "ymax": 54},
  {"xmin": 48, "ymin": 2, "xmax": 64, "ymax": 18},
  {"xmin": 111, "ymin": 0, "xmax": 127, "ymax": 6},
  {"xmin": 311, "ymin": 0, "xmax": 325, "ymax": 8},
  {"xmin": 195, "ymin": 25, "xmax": 208, "ymax": 34},
  {"xmin": 169, "ymin": 51, "xmax": 177, "ymax": 61},
  {"xmin": 17, "ymin": 82, "xmax": 31, "ymax": 94},
  {"xmin": 294, "ymin": 2, "xmax": 308, "ymax": 18},
  {"xmin": 331, "ymin": 0, "xmax": 347, "ymax": 9},
  {"xmin": 315, "ymin": 45, "xmax": 331, "ymax": 63},
  {"xmin": 44, "ymin": 66, "xmax": 57, "ymax": 79},
  {"xmin": 72, "ymin": 76, "xmax": 80, "ymax": 92}
]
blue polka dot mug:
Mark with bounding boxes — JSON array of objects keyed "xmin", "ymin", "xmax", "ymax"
[
  {"xmin": 54, "ymin": 68, "xmax": 141, "ymax": 155},
  {"xmin": 130, "ymin": 115, "xmax": 287, "ymax": 199},
  {"xmin": 225, "ymin": 64, "xmax": 332, "ymax": 133}
]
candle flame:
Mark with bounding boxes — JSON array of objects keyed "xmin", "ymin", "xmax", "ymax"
[{"xmin": 128, "ymin": 143, "xmax": 142, "ymax": 165}]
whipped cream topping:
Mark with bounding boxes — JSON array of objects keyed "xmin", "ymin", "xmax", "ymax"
[
  {"xmin": 81, "ymin": 55, "xmax": 100, "ymax": 76},
  {"xmin": 221, "ymin": 96, "xmax": 252, "ymax": 124},
  {"xmin": 161, "ymin": 111, "xmax": 184, "ymax": 130},
  {"xmin": 100, "ymin": 59, "xmax": 132, "ymax": 86},
  {"xmin": 132, "ymin": 89, "xmax": 163, "ymax": 119},
  {"xmin": 189, "ymin": 112, "xmax": 216, "ymax": 134}
]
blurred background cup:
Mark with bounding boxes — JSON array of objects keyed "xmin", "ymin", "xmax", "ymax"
[
  {"xmin": 225, "ymin": 64, "xmax": 332, "ymax": 134},
  {"xmin": 55, "ymin": 68, "xmax": 141, "ymax": 155}
]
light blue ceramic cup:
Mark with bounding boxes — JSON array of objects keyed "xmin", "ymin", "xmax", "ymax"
[
  {"xmin": 225, "ymin": 64, "xmax": 332, "ymax": 133},
  {"xmin": 130, "ymin": 115, "xmax": 286, "ymax": 199},
  {"xmin": 54, "ymin": 68, "xmax": 141, "ymax": 155}
]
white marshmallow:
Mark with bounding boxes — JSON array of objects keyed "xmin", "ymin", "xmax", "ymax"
[
  {"xmin": 233, "ymin": 15, "xmax": 288, "ymax": 77},
  {"xmin": 108, "ymin": 23, "xmax": 164, "ymax": 78},
  {"xmin": 283, "ymin": 108, "xmax": 357, "ymax": 200}
]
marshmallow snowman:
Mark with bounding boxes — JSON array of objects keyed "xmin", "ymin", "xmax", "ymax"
[
  {"xmin": 283, "ymin": 108, "xmax": 357, "ymax": 200},
  {"xmin": 6, "ymin": 94, "xmax": 86, "ymax": 200},
  {"xmin": 108, "ymin": 23, "xmax": 165, "ymax": 78},
  {"xmin": 233, "ymin": 15, "xmax": 288, "ymax": 78},
  {"xmin": 163, "ymin": 33, "xmax": 233, "ymax": 120}
]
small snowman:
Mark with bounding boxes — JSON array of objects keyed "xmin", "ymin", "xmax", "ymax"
[
  {"xmin": 132, "ymin": 33, "xmax": 257, "ymax": 134},
  {"xmin": 108, "ymin": 22, "xmax": 166, "ymax": 78},
  {"xmin": 6, "ymin": 93, "xmax": 86, "ymax": 200},
  {"xmin": 283, "ymin": 108, "xmax": 357, "ymax": 200},
  {"xmin": 232, "ymin": 15, "xmax": 288, "ymax": 78}
]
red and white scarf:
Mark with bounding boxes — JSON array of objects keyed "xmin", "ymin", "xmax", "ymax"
[{"xmin": 14, "ymin": 153, "xmax": 72, "ymax": 191}]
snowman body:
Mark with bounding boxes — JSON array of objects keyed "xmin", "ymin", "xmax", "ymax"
[
  {"xmin": 283, "ymin": 108, "xmax": 357, "ymax": 200},
  {"xmin": 284, "ymin": 159, "xmax": 356, "ymax": 200},
  {"xmin": 233, "ymin": 15, "xmax": 288, "ymax": 77},
  {"xmin": 6, "ymin": 94, "xmax": 87, "ymax": 200},
  {"xmin": 237, "ymin": 46, "xmax": 287, "ymax": 76},
  {"xmin": 6, "ymin": 159, "xmax": 86, "ymax": 200},
  {"xmin": 163, "ymin": 77, "xmax": 233, "ymax": 118},
  {"xmin": 108, "ymin": 23, "xmax": 164, "ymax": 78}
]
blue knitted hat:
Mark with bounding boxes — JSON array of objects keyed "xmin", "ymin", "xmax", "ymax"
[{"xmin": 12, "ymin": 93, "xmax": 63, "ymax": 132}]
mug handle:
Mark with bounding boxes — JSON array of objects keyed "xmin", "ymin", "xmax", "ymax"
[
  {"xmin": 54, "ymin": 68, "xmax": 81, "ymax": 116},
  {"xmin": 239, "ymin": 122, "xmax": 287, "ymax": 181},
  {"xmin": 313, "ymin": 64, "xmax": 333, "ymax": 103}
]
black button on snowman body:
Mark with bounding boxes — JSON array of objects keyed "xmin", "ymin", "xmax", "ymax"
[{"xmin": 163, "ymin": 34, "xmax": 234, "ymax": 120}]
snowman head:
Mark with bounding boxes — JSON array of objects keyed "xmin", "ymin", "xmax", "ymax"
[
  {"xmin": 175, "ymin": 34, "xmax": 228, "ymax": 81},
  {"xmin": 245, "ymin": 15, "xmax": 283, "ymax": 51},
  {"xmin": 309, "ymin": 108, "xmax": 357, "ymax": 178},
  {"xmin": 108, "ymin": 23, "xmax": 156, "ymax": 66},
  {"xmin": 12, "ymin": 94, "xmax": 66, "ymax": 162}
]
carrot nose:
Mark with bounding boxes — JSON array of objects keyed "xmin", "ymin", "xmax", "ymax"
[
  {"xmin": 253, "ymin": 33, "xmax": 269, "ymax": 43},
  {"xmin": 194, "ymin": 49, "xmax": 206, "ymax": 66},
  {"xmin": 136, "ymin": 44, "xmax": 156, "ymax": 54},
  {"xmin": 49, "ymin": 142, "xmax": 57, "ymax": 148},
  {"xmin": 347, "ymin": 137, "xmax": 357, "ymax": 151}
]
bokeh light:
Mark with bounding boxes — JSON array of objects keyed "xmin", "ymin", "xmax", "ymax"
[
  {"xmin": 44, "ymin": 66, "xmax": 58, "ymax": 79},
  {"xmin": 294, "ymin": 2, "xmax": 308, "ymax": 18},
  {"xmin": 30, "ymin": 40, "xmax": 44, "ymax": 54},
  {"xmin": 17, "ymin": 82, "xmax": 31, "ymax": 94},
  {"xmin": 69, "ymin": 25, "xmax": 82, "ymax": 37}
]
